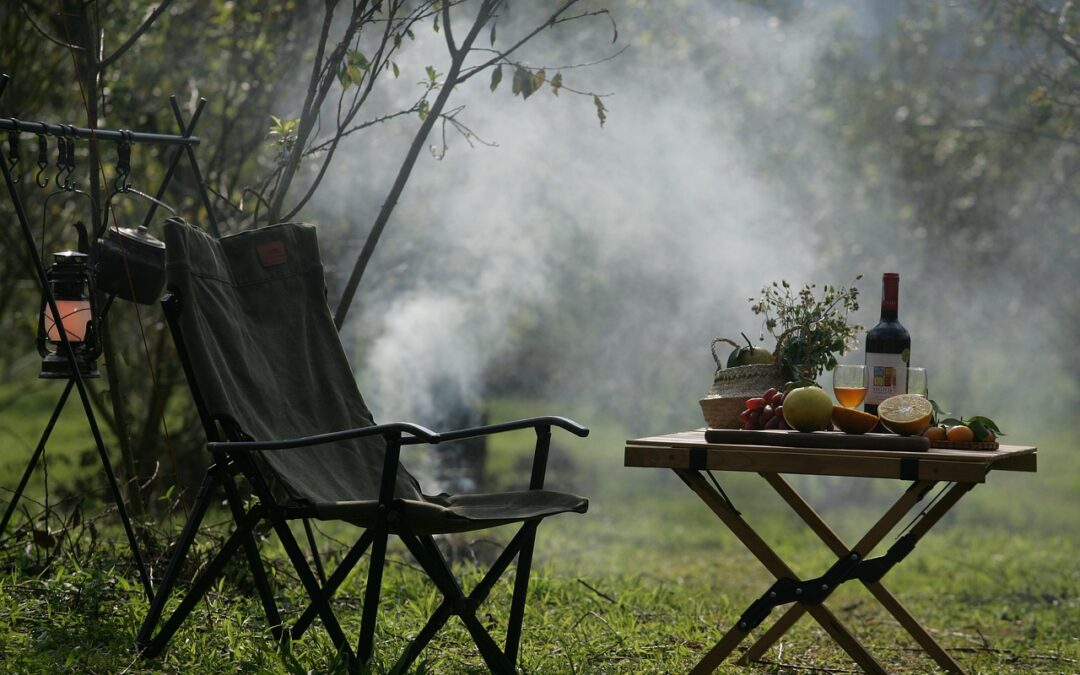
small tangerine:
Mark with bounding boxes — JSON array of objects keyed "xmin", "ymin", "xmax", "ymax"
[
  {"xmin": 922, "ymin": 426, "xmax": 946, "ymax": 441},
  {"xmin": 946, "ymin": 425, "xmax": 974, "ymax": 442}
]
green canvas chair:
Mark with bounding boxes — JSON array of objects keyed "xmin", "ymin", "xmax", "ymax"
[{"xmin": 135, "ymin": 220, "xmax": 589, "ymax": 672}]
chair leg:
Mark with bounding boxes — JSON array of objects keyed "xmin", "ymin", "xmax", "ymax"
[
  {"xmin": 303, "ymin": 518, "xmax": 327, "ymax": 584},
  {"xmin": 504, "ymin": 520, "xmax": 539, "ymax": 665},
  {"xmin": 136, "ymin": 468, "xmax": 217, "ymax": 655},
  {"xmin": 391, "ymin": 599, "xmax": 454, "ymax": 675},
  {"xmin": 356, "ymin": 524, "xmax": 389, "ymax": 664},
  {"xmin": 271, "ymin": 518, "xmax": 356, "ymax": 665},
  {"xmin": 220, "ymin": 471, "xmax": 284, "ymax": 643},
  {"xmin": 292, "ymin": 528, "xmax": 375, "ymax": 640},
  {"xmin": 137, "ymin": 482, "xmax": 260, "ymax": 658},
  {"xmin": 400, "ymin": 532, "xmax": 516, "ymax": 674}
]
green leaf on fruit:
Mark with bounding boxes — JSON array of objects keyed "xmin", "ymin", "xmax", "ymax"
[
  {"xmin": 928, "ymin": 399, "xmax": 950, "ymax": 425},
  {"xmin": 968, "ymin": 419, "xmax": 990, "ymax": 442},
  {"xmin": 967, "ymin": 416, "xmax": 1004, "ymax": 436}
]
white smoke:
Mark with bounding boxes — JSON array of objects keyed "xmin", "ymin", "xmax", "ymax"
[{"xmin": 306, "ymin": 2, "xmax": 1072, "ymax": 448}]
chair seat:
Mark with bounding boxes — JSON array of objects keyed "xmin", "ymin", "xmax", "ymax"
[{"xmin": 314, "ymin": 490, "xmax": 589, "ymax": 534}]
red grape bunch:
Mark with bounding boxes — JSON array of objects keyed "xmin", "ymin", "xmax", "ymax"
[{"xmin": 739, "ymin": 385, "xmax": 791, "ymax": 430}]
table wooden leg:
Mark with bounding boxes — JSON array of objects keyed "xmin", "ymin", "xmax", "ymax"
[
  {"xmin": 750, "ymin": 473, "xmax": 972, "ymax": 673},
  {"xmin": 675, "ymin": 469, "xmax": 888, "ymax": 674}
]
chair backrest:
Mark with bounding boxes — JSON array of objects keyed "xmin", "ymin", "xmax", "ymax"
[{"xmin": 163, "ymin": 219, "xmax": 422, "ymax": 505}]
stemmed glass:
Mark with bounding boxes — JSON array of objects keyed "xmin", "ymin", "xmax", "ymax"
[{"xmin": 832, "ymin": 364, "xmax": 867, "ymax": 409}]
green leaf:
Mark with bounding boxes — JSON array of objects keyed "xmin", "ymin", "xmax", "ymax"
[
  {"xmin": 338, "ymin": 50, "xmax": 370, "ymax": 89},
  {"xmin": 550, "ymin": 71, "xmax": 563, "ymax": 96},
  {"xmin": 967, "ymin": 415, "xmax": 1004, "ymax": 435},
  {"xmin": 968, "ymin": 419, "xmax": 993, "ymax": 442},
  {"xmin": 392, "ymin": 62, "xmax": 400, "ymax": 78},
  {"xmin": 514, "ymin": 66, "xmax": 536, "ymax": 99},
  {"xmin": 418, "ymin": 100, "xmax": 430, "ymax": 121},
  {"xmin": 939, "ymin": 417, "xmax": 963, "ymax": 427},
  {"xmin": 490, "ymin": 64, "xmax": 502, "ymax": 92},
  {"xmin": 928, "ymin": 399, "xmax": 950, "ymax": 424},
  {"xmin": 594, "ymin": 95, "xmax": 607, "ymax": 127}
]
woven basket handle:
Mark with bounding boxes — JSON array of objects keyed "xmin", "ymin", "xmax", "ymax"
[{"xmin": 710, "ymin": 337, "xmax": 741, "ymax": 373}]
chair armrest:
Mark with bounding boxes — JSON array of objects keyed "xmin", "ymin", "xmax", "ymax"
[
  {"xmin": 206, "ymin": 421, "xmax": 438, "ymax": 453},
  {"xmin": 412, "ymin": 416, "xmax": 589, "ymax": 445}
]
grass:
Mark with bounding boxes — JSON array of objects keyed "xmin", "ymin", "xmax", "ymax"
[{"xmin": 0, "ymin": 395, "xmax": 1077, "ymax": 673}]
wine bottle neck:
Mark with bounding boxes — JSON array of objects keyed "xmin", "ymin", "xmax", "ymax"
[
  {"xmin": 879, "ymin": 307, "xmax": 898, "ymax": 322},
  {"xmin": 880, "ymin": 272, "xmax": 899, "ymax": 321}
]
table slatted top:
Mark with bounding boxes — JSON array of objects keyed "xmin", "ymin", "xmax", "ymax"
[{"xmin": 625, "ymin": 430, "xmax": 1037, "ymax": 483}]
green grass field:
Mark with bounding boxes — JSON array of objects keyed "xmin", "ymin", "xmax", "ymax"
[{"xmin": 0, "ymin": 394, "xmax": 1077, "ymax": 673}]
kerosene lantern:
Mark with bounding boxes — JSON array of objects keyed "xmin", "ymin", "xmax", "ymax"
[{"xmin": 37, "ymin": 250, "xmax": 100, "ymax": 379}]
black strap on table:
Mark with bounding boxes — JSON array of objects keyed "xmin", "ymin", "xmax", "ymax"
[{"xmin": 735, "ymin": 529, "xmax": 925, "ymax": 633}]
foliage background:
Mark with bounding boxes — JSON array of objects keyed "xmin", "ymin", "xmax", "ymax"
[{"xmin": 0, "ymin": 0, "xmax": 1077, "ymax": 672}]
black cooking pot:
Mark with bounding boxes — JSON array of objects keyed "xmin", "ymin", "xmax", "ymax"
[{"xmin": 94, "ymin": 223, "xmax": 166, "ymax": 305}]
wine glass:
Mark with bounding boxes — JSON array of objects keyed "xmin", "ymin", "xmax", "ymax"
[
  {"xmin": 907, "ymin": 367, "xmax": 928, "ymax": 398},
  {"xmin": 832, "ymin": 364, "xmax": 868, "ymax": 408}
]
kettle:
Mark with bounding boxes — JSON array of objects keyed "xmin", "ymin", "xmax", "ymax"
[{"xmin": 94, "ymin": 222, "xmax": 166, "ymax": 305}]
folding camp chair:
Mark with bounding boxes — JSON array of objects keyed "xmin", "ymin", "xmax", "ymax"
[{"xmin": 135, "ymin": 220, "xmax": 589, "ymax": 673}]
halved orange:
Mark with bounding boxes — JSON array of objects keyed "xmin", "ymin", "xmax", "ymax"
[
  {"xmin": 878, "ymin": 394, "xmax": 933, "ymax": 436},
  {"xmin": 832, "ymin": 406, "xmax": 879, "ymax": 434}
]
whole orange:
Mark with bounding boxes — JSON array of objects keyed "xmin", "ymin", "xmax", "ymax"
[
  {"xmin": 946, "ymin": 425, "xmax": 974, "ymax": 442},
  {"xmin": 922, "ymin": 426, "xmax": 946, "ymax": 441}
]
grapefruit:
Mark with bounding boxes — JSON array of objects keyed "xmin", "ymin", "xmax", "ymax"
[
  {"xmin": 878, "ymin": 394, "xmax": 933, "ymax": 436},
  {"xmin": 782, "ymin": 386, "xmax": 834, "ymax": 432},
  {"xmin": 832, "ymin": 406, "xmax": 879, "ymax": 435}
]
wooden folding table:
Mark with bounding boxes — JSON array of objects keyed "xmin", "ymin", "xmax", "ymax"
[{"xmin": 624, "ymin": 430, "xmax": 1037, "ymax": 674}]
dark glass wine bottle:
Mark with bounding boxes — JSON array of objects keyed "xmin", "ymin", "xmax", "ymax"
[{"xmin": 864, "ymin": 272, "xmax": 911, "ymax": 415}]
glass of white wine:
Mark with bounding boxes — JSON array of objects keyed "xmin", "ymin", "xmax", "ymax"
[
  {"xmin": 832, "ymin": 364, "xmax": 868, "ymax": 408},
  {"xmin": 907, "ymin": 367, "xmax": 928, "ymax": 398}
]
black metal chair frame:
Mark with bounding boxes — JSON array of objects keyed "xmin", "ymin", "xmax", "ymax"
[{"xmin": 136, "ymin": 291, "xmax": 589, "ymax": 673}]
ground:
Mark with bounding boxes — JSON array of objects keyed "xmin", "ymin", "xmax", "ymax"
[{"xmin": 0, "ymin": 393, "xmax": 1076, "ymax": 673}]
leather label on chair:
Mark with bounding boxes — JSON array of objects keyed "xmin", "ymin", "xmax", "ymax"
[{"xmin": 257, "ymin": 241, "xmax": 288, "ymax": 268}]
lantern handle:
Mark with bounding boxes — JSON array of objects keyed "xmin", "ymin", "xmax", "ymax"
[{"xmin": 39, "ymin": 174, "xmax": 100, "ymax": 259}]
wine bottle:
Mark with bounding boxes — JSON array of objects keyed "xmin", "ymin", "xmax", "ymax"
[{"xmin": 864, "ymin": 272, "xmax": 910, "ymax": 415}]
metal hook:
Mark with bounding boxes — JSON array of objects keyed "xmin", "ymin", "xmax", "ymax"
[
  {"xmin": 6, "ymin": 123, "xmax": 21, "ymax": 184},
  {"xmin": 54, "ymin": 135, "xmax": 68, "ymax": 189},
  {"xmin": 63, "ymin": 126, "xmax": 77, "ymax": 190},
  {"xmin": 35, "ymin": 132, "xmax": 49, "ymax": 188}
]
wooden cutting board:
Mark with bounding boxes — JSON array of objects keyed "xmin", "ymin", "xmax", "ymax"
[{"xmin": 703, "ymin": 429, "xmax": 931, "ymax": 452}]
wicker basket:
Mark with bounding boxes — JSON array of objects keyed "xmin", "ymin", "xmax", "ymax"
[{"xmin": 700, "ymin": 339, "xmax": 787, "ymax": 428}]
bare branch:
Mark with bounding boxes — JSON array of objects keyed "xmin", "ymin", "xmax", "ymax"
[
  {"xmin": 334, "ymin": 0, "xmax": 497, "ymax": 327},
  {"xmin": 18, "ymin": 3, "xmax": 85, "ymax": 51},
  {"xmin": 442, "ymin": 0, "xmax": 457, "ymax": 56},
  {"xmin": 98, "ymin": 0, "xmax": 177, "ymax": 69},
  {"xmin": 458, "ymin": 2, "xmax": 617, "ymax": 84}
]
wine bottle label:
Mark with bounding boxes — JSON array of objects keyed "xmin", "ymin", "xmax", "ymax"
[{"xmin": 864, "ymin": 352, "xmax": 909, "ymax": 405}]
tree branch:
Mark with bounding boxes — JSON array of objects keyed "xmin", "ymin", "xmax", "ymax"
[
  {"xmin": 333, "ymin": 0, "xmax": 495, "ymax": 328},
  {"xmin": 458, "ymin": 2, "xmax": 609, "ymax": 84},
  {"xmin": 18, "ymin": 2, "xmax": 85, "ymax": 51},
  {"xmin": 98, "ymin": 0, "xmax": 177, "ymax": 70}
]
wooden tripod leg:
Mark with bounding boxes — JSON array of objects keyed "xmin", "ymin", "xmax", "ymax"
[
  {"xmin": 675, "ymin": 470, "xmax": 887, "ymax": 674},
  {"xmin": 749, "ymin": 474, "xmax": 968, "ymax": 673}
]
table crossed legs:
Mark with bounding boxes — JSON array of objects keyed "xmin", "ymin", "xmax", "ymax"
[{"xmin": 676, "ymin": 469, "xmax": 974, "ymax": 674}]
